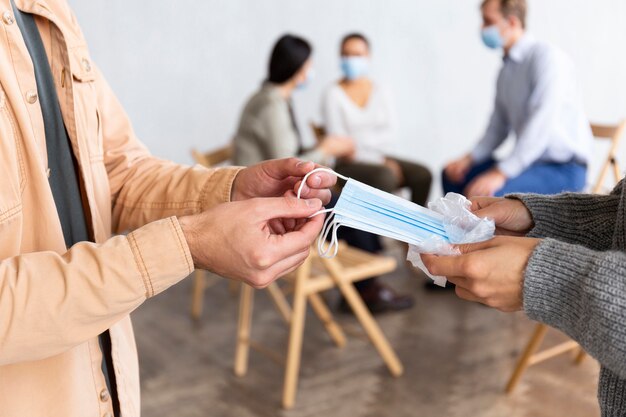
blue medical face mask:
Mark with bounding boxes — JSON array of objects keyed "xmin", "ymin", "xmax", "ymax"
[
  {"xmin": 297, "ymin": 169, "xmax": 451, "ymax": 258},
  {"xmin": 340, "ymin": 57, "xmax": 369, "ymax": 80},
  {"xmin": 296, "ymin": 68, "xmax": 315, "ymax": 90},
  {"xmin": 481, "ymin": 25, "xmax": 504, "ymax": 49}
]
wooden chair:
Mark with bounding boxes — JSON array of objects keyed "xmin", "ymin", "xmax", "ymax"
[
  {"xmin": 189, "ymin": 145, "xmax": 238, "ymax": 320},
  {"xmin": 591, "ymin": 120, "xmax": 625, "ymax": 193},
  {"xmin": 505, "ymin": 120, "xmax": 625, "ymax": 393},
  {"xmin": 234, "ymin": 242, "xmax": 403, "ymax": 409}
]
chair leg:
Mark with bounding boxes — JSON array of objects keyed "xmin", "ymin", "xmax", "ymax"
[
  {"xmin": 336, "ymin": 279, "xmax": 403, "ymax": 377},
  {"xmin": 574, "ymin": 347, "xmax": 587, "ymax": 365},
  {"xmin": 282, "ymin": 261, "xmax": 310, "ymax": 409},
  {"xmin": 229, "ymin": 280, "xmax": 241, "ymax": 297},
  {"xmin": 266, "ymin": 282, "xmax": 292, "ymax": 324},
  {"xmin": 593, "ymin": 161, "xmax": 610, "ymax": 193},
  {"xmin": 234, "ymin": 284, "xmax": 254, "ymax": 377},
  {"xmin": 308, "ymin": 293, "xmax": 347, "ymax": 348},
  {"xmin": 612, "ymin": 160, "xmax": 622, "ymax": 185},
  {"xmin": 505, "ymin": 323, "xmax": 548, "ymax": 393},
  {"xmin": 190, "ymin": 269, "xmax": 206, "ymax": 321}
]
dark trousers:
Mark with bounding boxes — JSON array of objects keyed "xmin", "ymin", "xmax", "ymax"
[
  {"xmin": 330, "ymin": 158, "xmax": 432, "ymax": 290},
  {"xmin": 442, "ymin": 158, "xmax": 587, "ymax": 197}
]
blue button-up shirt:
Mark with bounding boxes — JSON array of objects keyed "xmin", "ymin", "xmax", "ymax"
[{"xmin": 471, "ymin": 35, "xmax": 593, "ymax": 178}]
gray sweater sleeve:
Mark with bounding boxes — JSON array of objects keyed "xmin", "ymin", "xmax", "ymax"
[
  {"xmin": 524, "ymin": 238, "xmax": 626, "ymax": 379},
  {"xmin": 507, "ymin": 186, "xmax": 621, "ymax": 251}
]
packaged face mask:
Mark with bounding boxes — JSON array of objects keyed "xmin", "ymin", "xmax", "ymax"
[{"xmin": 297, "ymin": 168, "xmax": 495, "ymax": 285}]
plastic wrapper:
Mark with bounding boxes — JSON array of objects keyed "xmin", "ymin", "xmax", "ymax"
[{"xmin": 406, "ymin": 193, "xmax": 495, "ymax": 287}]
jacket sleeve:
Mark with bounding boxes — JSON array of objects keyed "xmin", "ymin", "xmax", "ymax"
[
  {"xmin": 0, "ymin": 217, "xmax": 193, "ymax": 365},
  {"xmin": 507, "ymin": 179, "xmax": 623, "ymax": 251},
  {"xmin": 94, "ymin": 66, "xmax": 242, "ymax": 233},
  {"xmin": 524, "ymin": 238, "xmax": 626, "ymax": 379}
]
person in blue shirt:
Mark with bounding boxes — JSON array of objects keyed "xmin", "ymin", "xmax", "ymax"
[{"xmin": 443, "ymin": 0, "xmax": 593, "ymax": 199}]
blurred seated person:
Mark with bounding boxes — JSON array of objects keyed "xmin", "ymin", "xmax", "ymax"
[
  {"xmin": 443, "ymin": 0, "xmax": 592, "ymax": 199},
  {"xmin": 234, "ymin": 36, "xmax": 354, "ymax": 166},
  {"xmin": 234, "ymin": 34, "xmax": 413, "ymax": 313},
  {"xmin": 322, "ymin": 33, "xmax": 432, "ymax": 207}
]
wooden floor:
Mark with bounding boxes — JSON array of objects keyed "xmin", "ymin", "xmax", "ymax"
[{"xmin": 131, "ymin": 246, "xmax": 600, "ymax": 417}]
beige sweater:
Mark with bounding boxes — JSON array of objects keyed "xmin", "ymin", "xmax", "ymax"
[{"xmin": 234, "ymin": 83, "xmax": 326, "ymax": 166}]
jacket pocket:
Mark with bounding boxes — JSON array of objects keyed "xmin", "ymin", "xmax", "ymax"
[
  {"xmin": 0, "ymin": 85, "xmax": 24, "ymax": 225},
  {"xmin": 69, "ymin": 45, "xmax": 102, "ymax": 161}
]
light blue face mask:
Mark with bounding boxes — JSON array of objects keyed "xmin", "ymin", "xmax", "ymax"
[
  {"xmin": 481, "ymin": 25, "xmax": 504, "ymax": 49},
  {"xmin": 297, "ymin": 168, "xmax": 451, "ymax": 258},
  {"xmin": 340, "ymin": 57, "xmax": 369, "ymax": 80},
  {"xmin": 296, "ymin": 68, "xmax": 315, "ymax": 90}
]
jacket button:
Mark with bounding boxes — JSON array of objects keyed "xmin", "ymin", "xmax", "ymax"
[
  {"xmin": 2, "ymin": 11, "xmax": 14, "ymax": 25},
  {"xmin": 100, "ymin": 388, "xmax": 110, "ymax": 402},
  {"xmin": 25, "ymin": 90, "xmax": 38, "ymax": 104},
  {"xmin": 81, "ymin": 58, "xmax": 91, "ymax": 72}
]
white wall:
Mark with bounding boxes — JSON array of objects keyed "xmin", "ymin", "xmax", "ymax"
[{"xmin": 68, "ymin": 0, "xmax": 626, "ymax": 195}]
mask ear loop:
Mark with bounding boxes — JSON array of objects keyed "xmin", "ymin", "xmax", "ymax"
[
  {"xmin": 296, "ymin": 167, "xmax": 349, "ymax": 199},
  {"xmin": 318, "ymin": 214, "xmax": 343, "ymax": 258},
  {"xmin": 296, "ymin": 167, "xmax": 350, "ymax": 257}
]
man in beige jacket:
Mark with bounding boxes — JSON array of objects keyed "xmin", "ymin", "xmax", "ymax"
[{"xmin": 0, "ymin": 1, "xmax": 335, "ymax": 416}]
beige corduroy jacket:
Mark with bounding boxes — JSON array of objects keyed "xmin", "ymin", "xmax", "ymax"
[{"xmin": 0, "ymin": 1, "xmax": 241, "ymax": 416}]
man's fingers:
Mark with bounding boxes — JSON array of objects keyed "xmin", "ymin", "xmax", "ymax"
[
  {"xmin": 254, "ymin": 197, "xmax": 323, "ymax": 220},
  {"xmin": 248, "ymin": 247, "xmax": 311, "ymax": 288},
  {"xmin": 269, "ymin": 214, "xmax": 323, "ymax": 258},
  {"xmin": 261, "ymin": 158, "xmax": 312, "ymax": 180}
]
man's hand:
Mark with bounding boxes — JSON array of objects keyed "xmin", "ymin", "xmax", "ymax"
[
  {"xmin": 444, "ymin": 154, "xmax": 473, "ymax": 184},
  {"xmin": 179, "ymin": 196, "xmax": 324, "ymax": 288},
  {"xmin": 231, "ymin": 158, "xmax": 336, "ymax": 205},
  {"xmin": 420, "ymin": 236, "xmax": 541, "ymax": 312},
  {"xmin": 464, "ymin": 168, "xmax": 507, "ymax": 198},
  {"xmin": 471, "ymin": 197, "xmax": 534, "ymax": 236}
]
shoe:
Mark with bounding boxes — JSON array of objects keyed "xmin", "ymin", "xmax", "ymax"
[
  {"xmin": 423, "ymin": 280, "xmax": 456, "ymax": 290},
  {"xmin": 339, "ymin": 282, "xmax": 415, "ymax": 314}
]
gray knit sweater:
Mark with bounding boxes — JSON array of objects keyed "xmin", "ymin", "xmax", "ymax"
[{"xmin": 510, "ymin": 180, "xmax": 626, "ymax": 416}]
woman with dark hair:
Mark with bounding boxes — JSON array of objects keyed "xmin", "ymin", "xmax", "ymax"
[
  {"xmin": 322, "ymin": 33, "xmax": 433, "ymax": 208},
  {"xmin": 234, "ymin": 34, "xmax": 354, "ymax": 166}
]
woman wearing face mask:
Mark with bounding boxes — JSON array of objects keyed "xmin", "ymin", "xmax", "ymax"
[
  {"xmin": 322, "ymin": 33, "xmax": 432, "ymax": 208},
  {"xmin": 234, "ymin": 34, "xmax": 355, "ymax": 166}
]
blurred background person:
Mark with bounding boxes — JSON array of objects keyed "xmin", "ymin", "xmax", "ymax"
[
  {"xmin": 233, "ymin": 34, "xmax": 414, "ymax": 313},
  {"xmin": 322, "ymin": 33, "xmax": 432, "ymax": 207},
  {"xmin": 443, "ymin": 0, "xmax": 593, "ymax": 199},
  {"xmin": 234, "ymin": 34, "xmax": 354, "ymax": 166}
]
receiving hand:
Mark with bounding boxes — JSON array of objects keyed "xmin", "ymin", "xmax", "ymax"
[
  {"xmin": 471, "ymin": 197, "xmax": 534, "ymax": 236},
  {"xmin": 464, "ymin": 168, "xmax": 507, "ymax": 198},
  {"xmin": 420, "ymin": 236, "xmax": 541, "ymax": 312},
  {"xmin": 444, "ymin": 154, "xmax": 473, "ymax": 184},
  {"xmin": 179, "ymin": 196, "xmax": 324, "ymax": 288},
  {"xmin": 231, "ymin": 158, "xmax": 336, "ymax": 205}
]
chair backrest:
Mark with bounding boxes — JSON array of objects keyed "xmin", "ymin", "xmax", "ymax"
[
  {"xmin": 191, "ymin": 144, "xmax": 233, "ymax": 168},
  {"xmin": 591, "ymin": 121, "xmax": 626, "ymax": 146},
  {"xmin": 309, "ymin": 122, "xmax": 326, "ymax": 143},
  {"xmin": 590, "ymin": 120, "xmax": 626, "ymax": 193}
]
